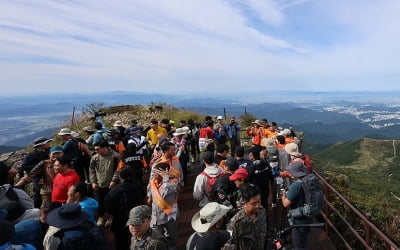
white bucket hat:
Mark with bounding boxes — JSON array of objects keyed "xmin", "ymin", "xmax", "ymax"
[
  {"xmin": 58, "ymin": 128, "xmax": 72, "ymax": 136},
  {"xmin": 191, "ymin": 202, "xmax": 231, "ymax": 233},
  {"xmin": 173, "ymin": 128, "xmax": 187, "ymax": 136},
  {"xmin": 285, "ymin": 142, "xmax": 299, "ymax": 156}
]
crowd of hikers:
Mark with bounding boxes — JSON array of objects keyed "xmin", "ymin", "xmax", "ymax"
[{"xmin": 0, "ymin": 114, "xmax": 322, "ymax": 250}]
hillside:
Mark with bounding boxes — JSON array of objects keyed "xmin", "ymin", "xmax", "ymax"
[{"xmin": 315, "ymin": 138, "xmax": 400, "ymax": 209}]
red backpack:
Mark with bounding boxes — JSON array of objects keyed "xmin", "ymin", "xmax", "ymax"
[
  {"xmin": 201, "ymin": 171, "xmax": 225, "ymax": 200},
  {"xmin": 303, "ymin": 154, "xmax": 313, "ymax": 173}
]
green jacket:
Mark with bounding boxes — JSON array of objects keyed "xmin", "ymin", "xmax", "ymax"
[
  {"xmin": 89, "ymin": 149, "xmax": 120, "ymax": 188},
  {"xmin": 130, "ymin": 228, "xmax": 167, "ymax": 250},
  {"xmin": 224, "ymin": 207, "xmax": 268, "ymax": 250}
]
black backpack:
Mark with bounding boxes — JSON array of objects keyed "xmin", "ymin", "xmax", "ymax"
[
  {"xmin": 56, "ymin": 224, "xmax": 110, "ymax": 250},
  {"xmin": 288, "ymin": 174, "xmax": 324, "ymax": 220}
]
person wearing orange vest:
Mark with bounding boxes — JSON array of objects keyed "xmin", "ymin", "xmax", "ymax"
[
  {"xmin": 246, "ymin": 120, "xmax": 263, "ymax": 148},
  {"xmin": 148, "ymin": 162, "xmax": 178, "ymax": 250}
]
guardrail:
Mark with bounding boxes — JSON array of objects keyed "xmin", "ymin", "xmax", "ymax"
[{"xmin": 314, "ymin": 170, "xmax": 399, "ymax": 250}]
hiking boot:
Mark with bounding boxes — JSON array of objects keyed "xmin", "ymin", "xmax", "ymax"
[
  {"xmin": 97, "ymin": 217, "xmax": 105, "ymax": 227},
  {"xmin": 105, "ymin": 216, "xmax": 113, "ymax": 227}
]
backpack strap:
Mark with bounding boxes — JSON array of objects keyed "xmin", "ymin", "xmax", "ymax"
[{"xmin": 6, "ymin": 186, "xmax": 19, "ymax": 202}]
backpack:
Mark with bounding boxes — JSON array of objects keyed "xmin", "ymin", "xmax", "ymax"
[
  {"xmin": 288, "ymin": 174, "xmax": 324, "ymax": 222},
  {"xmin": 6, "ymin": 186, "xmax": 19, "ymax": 202},
  {"xmin": 266, "ymin": 146, "xmax": 279, "ymax": 176},
  {"xmin": 200, "ymin": 171, "xmax": 225, "ymax": 201},
  {"xmin": 56, "ymin": 225, "xmax": 110, "ymax": 250},
  {"xmin": 303, "ymin": 154, "xmax": 313, "ymax": 173}
]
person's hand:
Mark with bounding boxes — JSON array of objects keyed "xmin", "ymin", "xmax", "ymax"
[
  {"xmin": 153, "ymin": 169, "xmax": 168, "ymax": 178},
  {"xmin": 109, "ymin": 181, "xmax": 117, "ymax": 188},
  {"xmin": 92, "ymin": 183, "xmax": 99, "ymax": 190}
]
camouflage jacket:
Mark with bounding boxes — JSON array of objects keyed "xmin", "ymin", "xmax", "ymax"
[
  {"xmin": 130, "ymin": 228, "xmax": 167, "ymax": 250},
  {"xmin": 224, "ymin": 207, "xmax": 268, "ymax": 250}
]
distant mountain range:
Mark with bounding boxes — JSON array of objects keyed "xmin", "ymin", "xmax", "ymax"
[{"xmin": 2, "ymin": 91, "xmax": 400, "ymax": 154}]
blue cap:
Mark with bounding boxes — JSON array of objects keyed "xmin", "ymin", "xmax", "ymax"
[{"xmin": 50, "ymin": 146, "xmax": 63, "ymax": 154}]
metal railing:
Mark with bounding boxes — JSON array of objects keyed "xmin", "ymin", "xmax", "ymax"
[{"xmin": 314, "ymin": 170, "xmax": 399, "ymax": 250}]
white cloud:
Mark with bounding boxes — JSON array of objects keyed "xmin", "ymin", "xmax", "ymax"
[{"xmin": 0, "ymin": 0, "xmax": 399, "ymax": 95}]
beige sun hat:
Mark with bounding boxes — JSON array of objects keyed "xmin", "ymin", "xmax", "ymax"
[
  {"xmin": 285, "ymin": 142, "xmax": 300, "ymax": 156},
  {"xmin": 191, "ymin": 202, "xmax": 231, "ymax": 233},
  {"xmin": 58, "ymin": 128, "xmax": 72, "ymax": 136},
  {"xmin": 251, "ymin": 120, "xmax": 262, "ymax": 126},
  {"xmin": 173, "ymin": 127, "xmax": 187, "ymax": 136}
]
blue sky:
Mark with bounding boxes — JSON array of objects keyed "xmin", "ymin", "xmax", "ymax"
[{"xmin": 1, "ymin": 0, "xmax": 399, "ymax": 96}]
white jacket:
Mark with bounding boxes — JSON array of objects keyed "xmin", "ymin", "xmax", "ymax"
[{"xmin": 193, "ymin": 164, "xmax": 224, "ymax": 207}]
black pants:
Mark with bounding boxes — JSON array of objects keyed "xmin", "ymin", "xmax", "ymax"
[{"xmin": 94, "ymin": 187, "xmax": 110, "ymax": 217}]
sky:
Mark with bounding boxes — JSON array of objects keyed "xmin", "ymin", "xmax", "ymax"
[{"xmin": 1, "ymin": 0, "xmax": 400, "ymax": 96}]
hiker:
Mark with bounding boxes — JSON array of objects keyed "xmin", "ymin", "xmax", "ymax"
[
  {"xmin": 122, "ymin": 142, "xmax": 148, "ymax": 185},
  {"xmin": 82, "ymin": 126, "xmax": 96, "ymax": 152},
  {"xmin": 186, "ymin": 202, "xmax": 231, "ymax": 250},
  {"xmin": 67, "ymin": 182, "xmax": 99, "ymax": 225},
  {"xmin": 44, "ymin": 203, "xmax": 109, "ymax": 250},
  {"xmin": 198, "ymin": 119, "xmax": 215, "ymax": 153},
  {"xmin": 0, "ymin": 220, "xmax": 35, "ymax": 250},
  {"xmin": 0, "ymin": 161, "xmax": 33, "ymax": 210},
  {"xmin": 89, "ymin": 140, "xmax": 121, "ymax": 227},
  {"xmin": 127, "ymin": 205, "xmax": 167, "ymax": 250},
  {"xmin": 187, "ymin": 119, "xmax": 200, "ymax": 163},
  {"xmin": 0, "ymin": 201, "xmax": 42, "ymax": 249},
  {"xmin": 21, "ymin": 136, "xmax": 52, "ymax": 208},
  {"xmin": 281, "ymin": 161, "xmax": 312, "ymax": 249},
  {"xmin": 157, "ymin": 142, "xmax": 183, "ymax": 187},
  {"xmin": 224, "ymin": 184, "xmax": 267, "ymax": 250},
  {"xmin": 71, "ymin": 131, "xmax": 92, "ymax": 184},
  {"xmin": 113, "ymin": 120, "xmax": 126, "ymax": 136},
  {"xmin": 57, "ymin": 128, "xmax": 79, "ymax": 164},
  {"xmin": 104, "ymin": 167, "xmax": 146, "ymax": 250},
  {"xmin": 50, "ymin": 155, "xmax": 80, "ymax": 210},
  {"xmin": 107, "ymin": 129, "xmax": 126, "ymax": 155},
  {"xmin": 224, "ymin": 116, "xmax": 241, "ymax": 157},
  {"xmin": 193, "ymin": 151, "xmax": 224, "ymax": 207},
  {"xmin": 146, "ymin": 119, "xmax": 168, "ymax": 156},
  {"xmin": 228, "ymin": 168, "xmax": 251, "ymax": 211},
  {"xmin": 211, "ymin": 157, "xmax": 239, "ymax": 215},
  {"xmin": 247, "ymin": 147, "xmax": 273, "ymax": 210},
  {"xmin": 148, "ymin": 163, "xmax": 179, "ymax": 250},
  {"xmin": 15, "ymin": 146, "xmax": 63, "ymax": 220},
  {"xmin": 214, "ymin": 144, "xmax": 229, "ymax": 166},
  {"xmin": 213, "ymin": 115, "xmax": 227, "ymax": 149},
  {"xmin": 234, "ymin": 146, "xmax": 252, "ymax": 169},
  {"xmin": 171, "ymin": 127, "xmax": 189, "ymax": 185},
  {"xmin": 93, "ymin": 121, "xmax": 107, "ymax": 145},
  {"xmin": 246, "ymin": 120, "xmax": 263, "ymax": 149}
]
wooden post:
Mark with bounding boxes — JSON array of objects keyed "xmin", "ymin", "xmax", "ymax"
[
  {"xmin": 324, "ymin": 177, "xmax": 331, "ymax": 236},
  {"xmin": 71, "ymin": 106, "xmax": 75, "ymax": 126},
  {"xmin": 364, "ymin": 213, "xmax": 372, "ymax": 248},
  {"xmin": 223, "ymin": 108, "xmax": 226, "ymax": 120}
]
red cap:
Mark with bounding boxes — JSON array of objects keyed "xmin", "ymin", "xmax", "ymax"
[{"xmin": 229, "ymin": 168, "xmax": 249, "ymax": 181}]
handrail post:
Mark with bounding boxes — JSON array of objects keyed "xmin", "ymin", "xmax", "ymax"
[
  {"xmin": 364, "ymin": 213, "xmax": 372, "ymax": 248},
  {"xmin": 324, "ymin": 177, "xmax": 331, "ymax": 236}
]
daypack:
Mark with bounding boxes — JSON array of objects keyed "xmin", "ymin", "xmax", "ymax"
[
  {"xmin": 56, "ymin": 225, "xmax": 110, "ymax": 250},
  {"xmin": 288, "ymin": 174, "xmax": 324, "ymax": 222},
  {"xmin": 303, "ymin": 154, "xmax": 313, "ymax": 173},
  {"xmin": 200, "ymin": 171, "xmax": 225, "ymax": 200}
]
